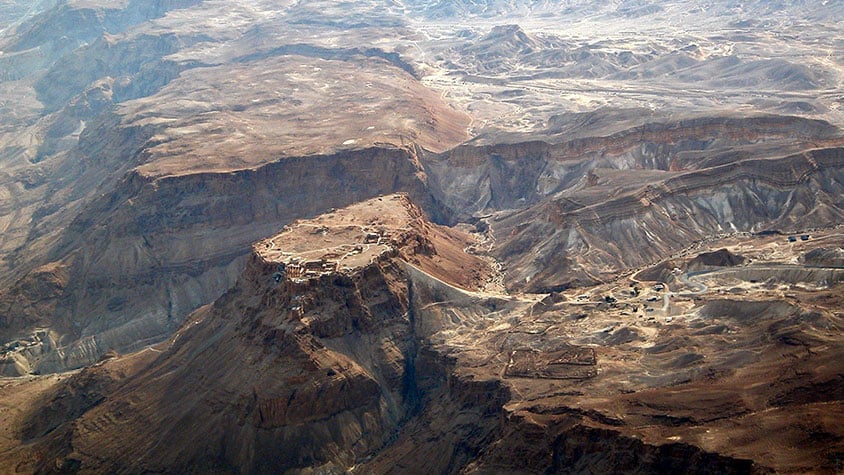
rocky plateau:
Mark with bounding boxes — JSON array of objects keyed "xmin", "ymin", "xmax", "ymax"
[{"xmin": 0, "ymin": 0, "xmax": 842, "ymax": 473}]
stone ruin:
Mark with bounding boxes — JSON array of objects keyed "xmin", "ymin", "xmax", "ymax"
[{"xmin": 505, "ymin": 345, "xmax": 597, "ymax": 380}]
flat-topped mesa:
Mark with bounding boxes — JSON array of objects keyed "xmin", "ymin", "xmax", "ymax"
[{"xmin": 253, "ymin": 193, "xmax": 433, "ymax": 283}]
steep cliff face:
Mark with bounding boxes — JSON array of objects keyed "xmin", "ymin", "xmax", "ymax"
[
  {"xmin": 0, "ymin": 110, "xmax": 159, "ymax": 349},
  {"xmin": 4, "ymin": 0, "xmax": 841, "ymax": 379},
  {"xmin": 0, "ymin": 262, "xmax": 67, "ymax": 337},
  {"xmin": 1, "ymin": 1, "xmax": 471, "ymax": 370},
  {"xmin": 0, "ymin": 0, "xmax": 212, "ymax": 290},
  {"xmin": 17, "ymin": 196, "xmax": 838, "ymax": 474},
  {"xmin": 49, "ymin": 258, "xmax": 416, "ymax": 474},
  {"xmin": 5, "ymin": 114, "xmax": 843, "ymax": 371},
  {"xmin": 417, "ymin": 116, "xmax": 844, "ymax": 291},
  {"xmin": 18, "ymin": 195, "xmax": 496, "ymax": 473},
  {"xmin": 423, "ymin": 116, "xmax": 844, "ymax": 291},
  {"xmin": 422, "ymin": 115, "xmax": 841, "ymax": 222},
  {"xmin": 492, "ymin": 146, "xmax": 844, "ymax": 291},
  {"xmin": 1, "ymin": 144, "xmax": 448, "ymax": 373},
  {"xmin": 1, "ymin": 1, "xmax": 843, "ymax": 472}
]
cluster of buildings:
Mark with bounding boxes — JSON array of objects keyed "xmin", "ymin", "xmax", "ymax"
[
  {"xmin": 0, "ymin": 330, "xmax": 46, "ymax": 356},
  {"xmin": 270, "ymin": 229, "xmax": 397, "ymax": 284},
  {"xmin": 283, "ymin": 258, "xmax": 341, "ymax": 279}
]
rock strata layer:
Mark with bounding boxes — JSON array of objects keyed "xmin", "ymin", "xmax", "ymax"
[{"xmin": 4, "ymin": 195, "xmax": 840, "ymax": 474}]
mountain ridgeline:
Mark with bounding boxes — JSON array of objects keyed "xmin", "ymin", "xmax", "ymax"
[{"xmin": 0, "ymin": 0, "xmax": 843, "ymax": 473}]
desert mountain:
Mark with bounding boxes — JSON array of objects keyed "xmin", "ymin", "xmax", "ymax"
[
  {"xmin": 0, "ymin": 0, "xmax": 842, "ymax": 473},
  {"xmin": 2, "ymin": 194, "xmax": 841, "ymax": 473}
]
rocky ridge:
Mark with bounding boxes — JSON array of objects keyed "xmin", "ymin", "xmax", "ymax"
[
  {"xmin": 5, "ymin": 195, "xmax": 841, "ymax": 473},
  {"xmin": 1, "ymin": 194, "xmax": 492, "ymax": 473},
  {"xmin": 1, "ymin": 0, "xmax": 843, "ymax": 376},
  {"xmin": 0, "ymin": 1, "xmax": 842, "ymax": 472}
]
